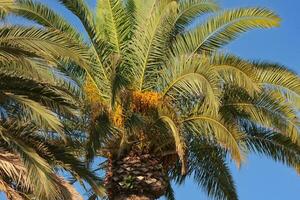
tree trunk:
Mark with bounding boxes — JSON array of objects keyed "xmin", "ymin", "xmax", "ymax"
[
  {"xmin": 104, "ymin": 152, "xmax": 168, "ymax": 200},
  {"xmin": 113, "ymin": 194, "xmax": 154, "ymax": 200}
]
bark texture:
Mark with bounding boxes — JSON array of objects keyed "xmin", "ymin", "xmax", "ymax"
[
  {"xmin": 114, "ymin": 194, "xmax": 154, "ymax": 200},
  {"xmin": 104, "ymin": 152, "xmax": 168, "ymax": 200}
]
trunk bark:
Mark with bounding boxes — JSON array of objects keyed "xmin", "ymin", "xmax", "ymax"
[
  {"xmin": 104, "ymin": 152, "xmax": 168, "ymax": 200},
  {"xmin": 113, "ymin": 194, "xmax": 154, "ymax": 200}
]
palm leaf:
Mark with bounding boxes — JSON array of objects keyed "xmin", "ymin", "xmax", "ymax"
[
  {"xmin": 182, "ymin": 115, "xmax": 244, "ymax": 166},
  {"xmin": 160, "ymin": 115, "xmax": 187, "ymax": 175},
  {"xmin": 0, "ymin": 123, "xmax": 60, "ymax": 199},
  {"xmin": 221, "ymin": 87, "xmax": 300, "ymax": 142},
  {"xmin": 3, "ymin": 92, "xmax": 65, "ymax": 137},
  {"xmin": 129, "ymin": 0, "xmax": 178, "ymax": 91},
  {"xmin": 161, "ymin": 54, "xmax": 220, "ymax": 116},
  {"xmin": 1, "ymin": 0, "xmax": 81, "ymax": 40},
  {"xmin": 171, "ymin": 7, "xmax": 280, "ymax": 58},
  {"xmin": 96, "ymin": 0, "xmax": 131, "ymax": 54},
  {"xmin": 253, "ymin": 62, "xmax": 300, "ymax": 108},
  {"xmin": 173, "ymin": 0, "xmax": 219, "ymax": 35},
  {"xmin": 189, "ymin": 140, "xmax": 238, "ymax": 200},
  {"xmin": 242, "ymin": 123, "xmax": 300, "ymax": 173}
]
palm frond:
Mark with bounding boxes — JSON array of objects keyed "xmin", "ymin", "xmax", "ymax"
[
  {"xmin": 161, "ymin": 54, "xmax": 220, "ymax": 116},
  {"xmin": 0, "ymin": 123, "xmax": 60, "ymax": 199},
  {"xmin": 173, "ymin": 0, "xmax": 219, "ymax": 35},
  {"xmin": 182, "ymin": 115, "xmax": 244, "ymax": 166},
  {"xmin": 221, "ymin": 87, "xmax": 300, "ymax": 142},
  {"xmin": 189, "ymin": 140, "xmax": 238, "ymax": 200},
  {"xmin": 96, "ymin": 0, "xmax": 131, "ymax": 54},
  {"xmin": 3, "ymin": 92, "xmax": 64, "ymax": 137},
  {"xmin": 171, "ymin": 7, "xmax": 280, "ymax": 57},
  {"xmin": 1, "ymin": 0, "xmax": 81, "ymax": 40},
  {"xmin": 160, "ymin": 115, "xmax": 187, "ymax": 175},
  {"xmin": 253, "ymin": 62, "xmax": 300, "ymax": 107},
  {"xmin": 57, "ymin": 0, "xmax": 95, "ymax": 41},
  {"xmin": 129, "ymin": 0, "xmax": 178, "ymax": 91},
  {"xmin": 0, "ymin": 148, "xmax": 31, "ymax": 192},
  {"xmin": 242, "ymin": 123, "xmax": 300, "ymax": 173},
  {"xmin": 0, "ymin": 26, "xmax": 90, "ymax": 67},
  {"xmin": 210, "ymin": 53, "xmax": 260, "ymax": 96}
]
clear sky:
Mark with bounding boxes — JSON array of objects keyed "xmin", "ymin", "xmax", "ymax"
[{"xmin": 1, "ymin": 0, "xmax": 300, "ymax": 200}]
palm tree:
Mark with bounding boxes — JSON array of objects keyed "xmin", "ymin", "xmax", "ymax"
[
  {"xmin": 0, "ymin": 12, "xmax": 105, "ymax": 200},
  {"xmin": 2, "ymin": 0, "xmax": 300, "ymax": 199}
]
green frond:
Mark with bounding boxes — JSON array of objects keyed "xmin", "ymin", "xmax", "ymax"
[
  {"xmin": 182, "ymin": 115, "xmax": 244, "ymax": 166},
  {"xmin": 171, "ymin": 7, "xmax": 280, "ymax": 57},
  {"xmin": 57, "ymin": 0, "xmax": 96, "ymax": 40},
  {"xmin": 242, "ymin": 124, "xmax": 300, "ymax": 174},
  {"xmin": 0, "ymin": 26, "xmax": 90, "ymax": 66},
  {"xmin": 44, "ymin": 142, "xmax": 106, "ymax": 197},
  {"xmin": 129, "ymin": 0, "xmax": 178, "ymax": 91},
  {"xmin": 189, "ymin": 140, "xmax": 238, "ymax": 200},
  {"xmin": 1, "ymin": 0, "xmax": 81, "ymax": 40},
  {"xmin": 173, "ymin": 0, "xmax": 219, "ymax": 35},
  {"xmin": 160, "ymin": 115, "xmax": 187, "ymax": 175},
  {"xmin": 0, "ymin": 58, "xmax": 80, "ymax": 96},
  {"xmin": 96, "ymin": 0, "xmax": 132, "ymax": 54},
  {"xmin": 3, "ymin": 92, "xmax": 65, "ymax": 137},
  {"xmin": 221, "ymin": 87, "xmax": 300, "ymax": 142},
  {"xmin": 161, "ymin": 55, "xmax": 220, "ymax": 116},
  {"xmin": 0, "ymin": 76, "xmax": 80, "ymax": 119},
  {"xmin": 0, "ymin": 26, "xmax": 108, "ymax": 100},
  {"xmin": 125, "ymin": 0, "xmax": 136, "ymax": 23},
  {"xmin": 210, "ymin": 53, "xmax": 260, "ymax": 96},
  {"xmin": 252, "ymin": 62, "xmax": 300, "ymax": 108},
  {"xmin": 253, "ymin": 62, "xmax": 300, "ymax": 94},
  {"xmin": 131, "ymin": 0, "xmax": 156, "ymax": 19}
]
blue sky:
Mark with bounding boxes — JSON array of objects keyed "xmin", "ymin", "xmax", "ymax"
[{"xmin": 1, "ymin": 0, "xmax": 300, "ymax": 200}]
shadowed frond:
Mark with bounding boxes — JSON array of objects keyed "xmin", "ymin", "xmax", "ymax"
[
  {"xmin": 182, "ymin": 115, "xmax": 244, "ymax": 166},
  {"xmin": 189, "ymin": 140, "xmax": 238, "ymax": 200},
  {"xmin": 3, "ymin": 92, "xmax": 65, "ymax": 137},
  {"xmin": 242, "ymin": 123, "xmax": 300, "ymax": 173},
  {"xmin": 160, "ymin": 115, "xmax": 187, "ymax": 175},
  {"xmin": 161, "ymin": 54, "xmax": 220, "ymax": 116}
]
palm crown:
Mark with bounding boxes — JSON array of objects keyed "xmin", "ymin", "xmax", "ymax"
[
  {"xmin": 1, "ymin": 0, "xmax": 300, "ymax": 199},
  {"xmin": 0, "ymin": 2, "xmax": 104, "ymax": 199}
]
